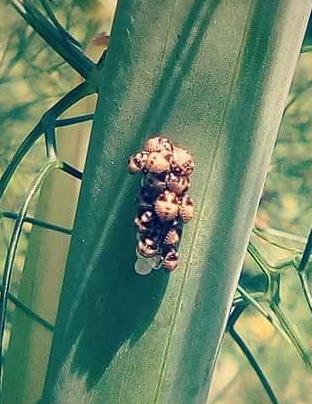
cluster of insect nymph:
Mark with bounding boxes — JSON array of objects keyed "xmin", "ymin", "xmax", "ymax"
[{"xmin": 128, "ymin": 136, "xmax": 195, "ymax": 275}]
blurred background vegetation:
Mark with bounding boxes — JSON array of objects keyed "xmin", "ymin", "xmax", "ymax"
[
  {"xmin": 0, "ymin": 0, "xmax": 116, "ymax": 347},
  {"xmin": 0, "ymin": 1, "xmax": 311, "ymax": 403}
]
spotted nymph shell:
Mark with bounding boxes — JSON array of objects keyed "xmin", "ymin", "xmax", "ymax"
[
  {"xmin": 171, "ymin": 147, "xmax": 194, "ymax": 176},
  {"xmin": 128, "ymin": 151, "xmax": 149, "ymax": 173},
  {"xmin": 137, "ymin": 236, "xmax": 158, "ymax": 258},
  {"xmin": 154, "ymin": 190, "xmax": 180, "ymax": 221},
  {"xmin": 144, "ymin": 172, "xmax": 167, "ymax": 191},
  {"xmin": 134, "ymin": 210, "xmax": 154, "ymax": 233},
  {"xmin": 134, "ymin": 217, "xmax": 148, "ymax": 233},
  {"xmin": 165, "ymin": 172, "xmax": 190, "ymax": 195},
  {"xmin": 163, "ymin": 249, "xmax": 179, "ymax": 271},
  {"xmin": 164, "ymin": 228, "xmax": 180, "ymax": 245},
  {"xmin": 144, "ymin": 136, "xmax": 174, "ymax": 153},
  {"xmin": 128, "ymin": 135, "xmax": 195, "ymax": 275},
  {"xmin": 145, "ymin": 150, "xmax": 172, "ymax": 173},
  {"xmin": 179, "ymin": 194, "xmax": 194, "ymax": 222}
]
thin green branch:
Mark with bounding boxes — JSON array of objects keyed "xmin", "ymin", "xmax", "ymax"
[
  {"xmin": 60, "ymin": 161, "xmax": 83, "ymax": 180},
  {"xmin": 1, "ymin": 211, "xmax": 72, "ymax": 235},
  {"xmin": 236, "ymin": 285, "xmax": 287, "ymax": 340},
  {"xmin": 44, "ymin": 121, "xmax": 57, "ymax": 159},
  {"xmin": 237, "ymin": 285, "xmax": 273, "ymax": 322},
  {"xmin": 237, "ymin": 275, "xmax": 312, "ymax": 370},
  {"xmin": 55, "ymin": 113, "xmax": 94, "ymax": 127},
  {"xmin": 228, "ymin": 304, "xmax": 246, "ymax": 329},
  {"xmin": 229, "ymin": 327, "xmax": 279, "ymax": 404},
  {"xmin": 0, "ymin": 81, "xmax": 93, "ymax": 202},
  {"xmin": 39, "ymin": 0, "xmax": 81, "ymax": 48},
  {"xmin": 232, "ymin": 294, "xmax": 245, "ymax": 307},
  {"xmin": 1, "ymin": 286, "xmax": 54, "ymax": 332},
  {"xmin": 247, "ymin": 243, "xmax": 271, "ymax": 288},
  {"xmin": 270, "ymin": 302, "xmax": 312, "ymax": 373},
  {"xmin": 248, "ymin": 241, "xmax": 293, "ymax": 273},
  {"xmin": 298, "ymin": 272, "xmax": 312, "ymax": 314},
  {"xmin": 293, "ymin": 227, "xmax": 312, "ymax": 315},
  {"xmin": 260, "ymin": 227, "xmax": 306, "ymax": 244},
  {"xmin": 0, "ymin": 160, "xmax": 59, "ymax": 386},
  {"xmin": 42, "ymin": 82, "xmax": 94, "ymax": 119},
  {"xmin": 297, "ymin": 227, "xmax": 312, "ymax": 273},
  {"xmin": 211, "ymin": 331, "xmax": 279, "ymax": 404},
  {"xmin": 284, "ymin": 80, "xmax": 312, "ymax": 113},
  {"xmin": 269, "ymin": 259, "xmax": 295, "ymax": 271},
  {"xmin": 252, "ymin": 228, "xmax": 301, "ymax": 253},
  {"xmin": 0, "ymin": 122, "xmax": 41, "ymax": 201},
  {"xmin": 9, "ymin": 0, "xmax": 95, "ymax": 78}
]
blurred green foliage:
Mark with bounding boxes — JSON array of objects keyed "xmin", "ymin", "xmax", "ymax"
[
  {"xmin": 210, "ymin": 51, "xmax": 312, "ymax": 404},
  {"xmin": 0, "ymin": 0, "xmax": 109, "ymax": 296},
  {"xmin": 0, "ymin": 2, "xmax": 311, "ymax": 403},
  {"xmin": 261, "ymin": 54, "xmax": 312, "ymax": 236},
  {"xmin": 0, "ymin": 0, "xmax": 104, "ymax": 351}
]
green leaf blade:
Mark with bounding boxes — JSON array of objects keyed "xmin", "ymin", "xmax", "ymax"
[{"xmin": 41, "ymin": 1, "xmax": 311, "ymax": 403}]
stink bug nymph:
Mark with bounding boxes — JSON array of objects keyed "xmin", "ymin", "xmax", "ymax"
[{"xmin": 128, "ymin": 135, "xmax": 195, "ymax": 275}]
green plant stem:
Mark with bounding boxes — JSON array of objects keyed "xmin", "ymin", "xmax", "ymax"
[
  {"xmin": 297, "ymin": 227, "xmax": 312, "ymax": 272},
  {"xmin": 261, "ymin": 227, "xmax": 306, "ymax": 244},
  {"xmin": 236, "ymin": 285, "xmax": 287, "ymax": 340},
  {"xmin": 229, "ymin": 327, "xmax": 279, "ymax": 404},
  {"xmin": 247, "ymin": 243, "xmax": 271, "ymax": 288},
  {"xmin": 44, "ymin": 121, "xmax": 57, "ymax": 159},
  {"xmin": 248, "ymin": 241, "xmax": 294, "ymax": 273},
  {"xmin": 55, "ymin": 114, "xmax": 94, "ymax": 127},
  {"xmin": 252, "ymin": 228, "xmax": 301, "ymax": 253},
  {"xmin": 228, "ymin": 304, "xmax": 246, "ymax": 328},
  {"xmin": 1, "ymin": 211, "xmax": 72, "ymax": 235},
  {"xmin": 0, "ymin": 160, "xmax": 58, "ymax": 390},
  {"xmin": 0, "ymin": 123, "xmax": 41, "ymax": 200},
  {"xmin": 284, "ymin": 80, "xmax": 312, "ymax": 113},
  {"xmin": 237, "ymin": 286, "xmax": 273, "ymax": 322},
  {"xmin": 39, "ymin": 0, "xmax": 81, "ymax": 48},
  {"xmin": 270, "ymin": 303, "xmax": 312, "ymax": 373},
  {"xmin": 297, "ymin": 228, "xmax": 312, "ymax": 313},
  {"xmin": 298, "ymin": 272, "xmax": 312, "ymax": 315},
  {"xmin": 9, "ymin": 0, "xmax": 94, "ymax": 78},
  {"xmin": 0, "ymin": 286, "xmax": 54, "ymax": 333},
  {"xmin": 0, "ymin": 82, "xmax": 92, "ymax": 202},
  {"xmin": 60, "ymin": 161, "xmax": 83, "ymax": 180}
]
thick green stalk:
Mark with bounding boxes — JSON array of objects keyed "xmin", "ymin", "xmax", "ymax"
[{"xmin": 42, "ymin": 1, "xmax": 310, "ymax": 403}]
